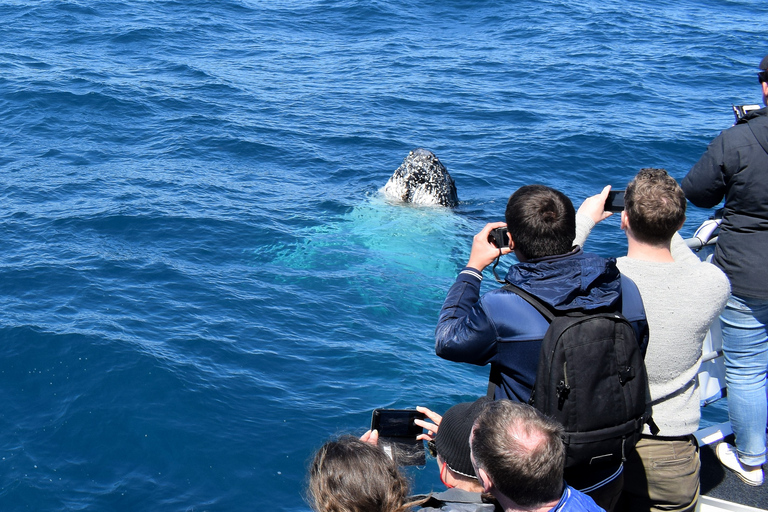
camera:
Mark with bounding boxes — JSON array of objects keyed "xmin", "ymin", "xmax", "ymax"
[
  {"xmin": 733, "ymin": 104, "xmax": 762, "ymax": 124},
  {"xmin": 488, "ymin": 226, "xmax": 510, "ymax": 248}
]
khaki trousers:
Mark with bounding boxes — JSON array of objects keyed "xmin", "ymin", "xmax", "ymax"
[{"xmin": 617, "ymin": 436, "xmax": 700, "ymax": 512}]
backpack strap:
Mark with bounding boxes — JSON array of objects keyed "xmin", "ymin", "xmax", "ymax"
[
  {"xmin": 501, "ymin": 283, "xmax": 557, "ymax": 322},
  {"xmin": 487, "ymin": 364, "xmax": 501, "ymax": 398},
  {"xmin": 487, "ymin": 284, "xmax": 557, "ymax": 399},
  {"xmin": 647, "ymin": 416, "xmax": 661, "ymax": 436}
]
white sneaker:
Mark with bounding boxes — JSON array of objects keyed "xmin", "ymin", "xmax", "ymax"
[{"xmin": 716, "ymin": 442, "xmax": 764, "ymax": 486}]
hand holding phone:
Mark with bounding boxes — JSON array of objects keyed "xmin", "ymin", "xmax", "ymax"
[{"xmin": 371, "ymin": 409, "xmax": 426, "ymax": 466}]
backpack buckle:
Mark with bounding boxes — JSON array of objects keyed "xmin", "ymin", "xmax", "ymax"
[
  {"xmin": 556, "ymin": 380, "xmax": 571, "ymax": 407},
  {"xmin": 619, "ymin": 366, "xmax": 635, "ymax": 385}
]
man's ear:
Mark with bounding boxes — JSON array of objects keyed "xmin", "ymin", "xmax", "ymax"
[
  {"xmin": 620, "ymin": 210, "xmax": 629, "ymax": 231},
  {"xmin": 762, "ymin": 81, "xmax": 768, "ymax": 104},
  {"xmin": 508, "ymin": 235, "xmax": 528, "ymax": 262},
  {"xmin": 476, "ymin": 467, "xmax": 494, "ymax": 493}
]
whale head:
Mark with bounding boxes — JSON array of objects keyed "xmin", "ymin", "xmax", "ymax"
[{"xmin": 381, "ymin": 149, "xmax": 459, "ymax": 207}]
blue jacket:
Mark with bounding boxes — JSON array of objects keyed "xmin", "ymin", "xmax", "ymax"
[
  {"xmin": 435, "ymin": 248, "xmax": 648, "ymax": 403},
  {"xmin": 552, "ymin": 485, "xmax": 605, "ymax": 512},
  {"xmin": 414, "ymin": 485, "xmax": 602, "ymax": 512}
]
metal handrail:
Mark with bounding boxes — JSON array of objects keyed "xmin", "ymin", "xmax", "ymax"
[{"xmin": 685, "ymin": 235, "xmax": 718, "ymax": 250}]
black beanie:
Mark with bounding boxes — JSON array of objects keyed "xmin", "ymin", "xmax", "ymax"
[
  {"xmin": 760, "ymin": 55, "xmax": 768, "ymax": 71},
  {"xmin": 434, "ymin": 396, "xmax": 491, "ymax": 478}
]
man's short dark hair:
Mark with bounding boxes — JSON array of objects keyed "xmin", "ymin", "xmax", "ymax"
[
  {"xmin": 504, "ymin": 185, "xmax": 576, "ymax": 260},
  {"xmin": 471, "ymin": 400, "xmax": 565, "ymax": 508},
  {"xmin": 625, "ymin": 168, "xmax": 686, "ymax": 246}
]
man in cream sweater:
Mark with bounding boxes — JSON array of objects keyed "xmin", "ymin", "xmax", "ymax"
[{"xmin": 575, "ymin": 168, "xmax": 730, "ymax": 512}]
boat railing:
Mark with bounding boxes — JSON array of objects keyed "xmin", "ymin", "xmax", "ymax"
[
  {"xmin": 686, "ymin": 235, "xmax": 718, "ymax": 250},
  {"xmin": 684, "ymin": 216, "xmax": 726, "ymax": 406}
]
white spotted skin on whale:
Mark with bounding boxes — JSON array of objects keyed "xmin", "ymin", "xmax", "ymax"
[{"xmin": 381, "ymin": 148, "xmax": 459, "ymax": 207}]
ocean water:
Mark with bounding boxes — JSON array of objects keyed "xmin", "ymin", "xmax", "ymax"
[{"xmin": 1, "ymin": 1, "xmax": 766, "ymax": 510}]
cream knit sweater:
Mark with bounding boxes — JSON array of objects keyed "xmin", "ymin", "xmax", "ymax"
[{"xmin": 575, "ymin": 214, "xmax": 730, "ymax": 435}]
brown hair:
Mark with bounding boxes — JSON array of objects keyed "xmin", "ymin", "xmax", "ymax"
[
  {"xmin": 308, "ymin": 436, "xmax": 419, "ymax": 512},
  {"xmin": 471, "ymin": 400, "xmax": 565, "ymax": 507},
  {"xmin": 625, "ymin": 168, "xmax": 686, "ymax": 246}
]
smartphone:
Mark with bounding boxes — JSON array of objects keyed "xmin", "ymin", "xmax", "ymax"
[
  {"xmin": 605, "ymin": 190, "xmax": 625, "ymax": 212},
  {"xmin": 371, "ymin": 409, "xmax": 426, "ymax": 466},
  {"xmin": 488, "ymin": 226, "xmax": 510, "ymax": 248}
]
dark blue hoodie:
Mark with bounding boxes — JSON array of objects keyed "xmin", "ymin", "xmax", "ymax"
[{"xmin": 435, "ymin": 248, "xmax": 647, "ymax": 403}]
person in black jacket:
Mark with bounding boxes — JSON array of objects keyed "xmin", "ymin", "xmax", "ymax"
[{"xmin": 681, "ymin": 56, "xmax": 768, "ymax": 487}]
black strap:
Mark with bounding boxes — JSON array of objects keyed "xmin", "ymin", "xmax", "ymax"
[
  {"xmin": 487, "ymin": 284, "xmax": 556, "ymax": 399},
  {"xmin": 647, "ymin": 416, "xmax": 661, "ymax": 436},
  {"xmin": 487, "ymin": 364, "xmax": 501, "ymax": 398},
  {"xmin": 501, "ymin": 283, "xmax": 557, "ymax": 322}
]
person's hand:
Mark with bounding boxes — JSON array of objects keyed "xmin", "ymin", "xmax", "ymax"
[
  {"xmin": 360, "ymin": 429, "xmax": 379, "ymax": 446},
  {"xmin": 467, "ymin": 222, "xmax": 511, "ymax": 271},
  {"xmin": 577, "ymin": 185, "xmax": 614, "ymax": 224},
  {"xmin": 414, "ymin": 406, "xmax": 443, "ymax": 442}
]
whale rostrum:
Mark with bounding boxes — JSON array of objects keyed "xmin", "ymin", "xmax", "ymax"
[{"xmin": 382, "ymin": 149, "xmax": 459, "ymax": 207}]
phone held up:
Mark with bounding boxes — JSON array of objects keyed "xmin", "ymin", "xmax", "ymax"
[
  {"xmin": 371, "ymin": 408, "xmax": 426, "ymax": 466},
  {"xmin": 605, "ymin": 190, "xmax": 625, "ymax": 212}
]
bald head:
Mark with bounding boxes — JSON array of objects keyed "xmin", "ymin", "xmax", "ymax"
[{"xmin": 470, "ymin": 400, "xmax": 565, "ymax": 508}]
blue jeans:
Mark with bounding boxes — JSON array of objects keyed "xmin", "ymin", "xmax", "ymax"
[{"xmin": 720, "ymin": 294, "xmax": 768, "ymax": 467}]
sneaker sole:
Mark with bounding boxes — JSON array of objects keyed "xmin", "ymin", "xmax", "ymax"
[
  {"xmin": 732, "ymin": 470, "xmax": 763, "ymax": 487},
  {"xmin": 716, "ymin": 444, "xmax": 764, "ymax": 487}
]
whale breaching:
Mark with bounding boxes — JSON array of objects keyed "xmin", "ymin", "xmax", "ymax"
[{"xmin": 382, "ymin": 149, "xmax": 459, "ymax": 207}]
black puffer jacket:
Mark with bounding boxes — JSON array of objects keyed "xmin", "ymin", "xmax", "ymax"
[{"xmin": 682, "ymin": 107, "xmax": 768, "ymax": 299}]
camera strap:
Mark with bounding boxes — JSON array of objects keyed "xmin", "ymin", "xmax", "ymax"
[{"xmin": 491, "ymin": 247, "xmax": 505, "ymax": 283}]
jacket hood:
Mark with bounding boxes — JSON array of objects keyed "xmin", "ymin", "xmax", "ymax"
[
  {"xmin": 504, "ymin": 247, "xmax": 622, "ymax": 312},
  {"xmin": 738, "ymin": 107, "xmax": 768, "ymax": 145}
]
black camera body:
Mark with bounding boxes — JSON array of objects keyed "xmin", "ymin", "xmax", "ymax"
[
  {"xmin": 488, "ymin": 227, "xmax": 510, "ymax": 248},
  {"xmin": 733, "ymin": 104, "xmax": 762, "ymax": 124}
]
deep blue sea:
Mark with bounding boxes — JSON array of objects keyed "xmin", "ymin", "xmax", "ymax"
[{"xmin": 1, "ymin": 1, "xmax": 766, "ymax": 510}]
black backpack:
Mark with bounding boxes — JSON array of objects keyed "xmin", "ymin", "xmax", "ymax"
[{"xmin": 491, "ymin": 283, "xmax": 650, "ymax": 469}]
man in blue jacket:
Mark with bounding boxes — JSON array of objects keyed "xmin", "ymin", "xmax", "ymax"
[
  {"xmin": 470, "ymin": 400, "xmax": 604, "ymax": 512},
  {"xmin": 435, "ymin": 185, "xmax": 647, "ymax": 511}
]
